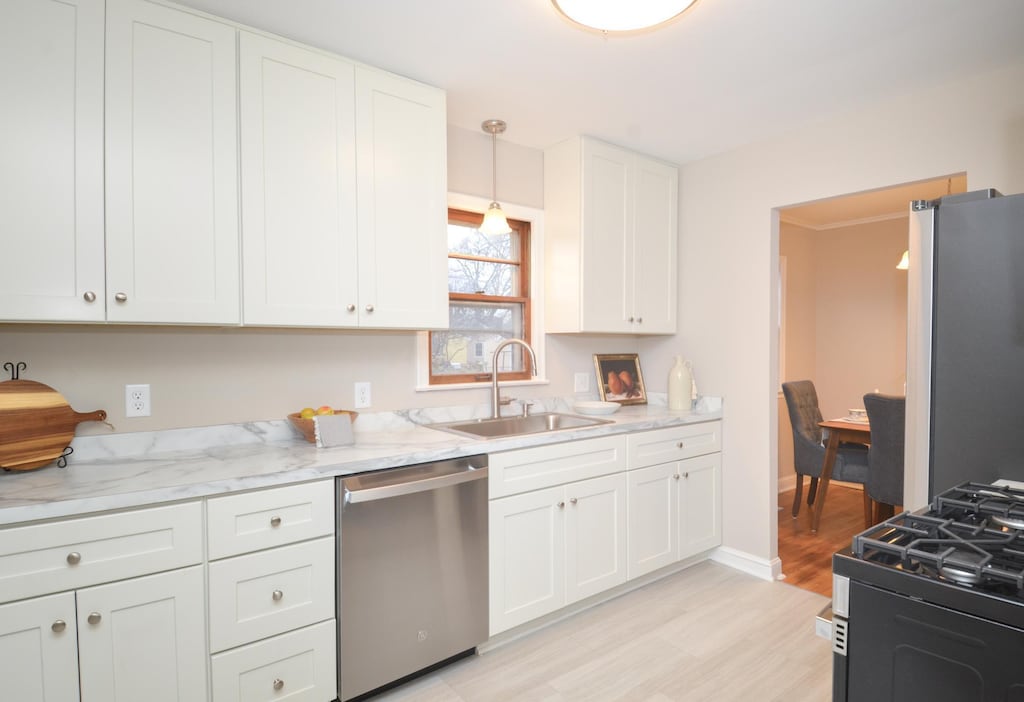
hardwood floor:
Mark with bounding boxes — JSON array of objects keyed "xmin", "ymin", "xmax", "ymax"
[
  {"xmin": 368, "ymin": 562, "xmax": 832, "ymax": 701},
  {"xmin": 777, "ymin": 482, "xmax": 868, "ymax": 597}
]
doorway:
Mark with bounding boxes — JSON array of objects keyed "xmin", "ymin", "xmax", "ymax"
[{"xmin": 774, "ymin": 174, "xmax": 966, "ymax": 596}]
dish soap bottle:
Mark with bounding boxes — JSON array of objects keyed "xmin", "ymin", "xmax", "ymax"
[{"xmin": 668, "ymin": 356, "xmax": 693, "ymax": 411}]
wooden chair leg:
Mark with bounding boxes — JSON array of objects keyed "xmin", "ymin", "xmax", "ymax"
[
  {"xmin": 807, "ymin": 476, "xmax": 819, "ymax": 506},
  {"xmin": 792, "ymin": 475, "xmax": 804, "ymax": 517},
  {"xmin": 863, "ymin": 490, "xmax": 873, "ymax": 529}
]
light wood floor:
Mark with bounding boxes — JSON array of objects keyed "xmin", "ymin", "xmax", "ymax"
[
  {"xmin": 369, "ymin": 562, "xmax": 832, "ymax": 701},
  {"xmin": 777, "ymin": 483, "xmax": 868, "ymax": 597}
]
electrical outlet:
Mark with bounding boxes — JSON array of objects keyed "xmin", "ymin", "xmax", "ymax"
[
  {"xmin": 125, "ymin": 384, "xmax": 151, "ymax": 417},
  {"xmin": 574, "ymin": 372, "xmax": 590, "ymax": 393},
  {"xmin": 354, "ymin": 381, "xmax": 371, "ymax": 409}
]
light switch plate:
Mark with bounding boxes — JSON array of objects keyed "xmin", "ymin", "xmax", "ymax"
[{"xmin": 574, "ymin": 372, "xmax": 589, "ymax": 393}]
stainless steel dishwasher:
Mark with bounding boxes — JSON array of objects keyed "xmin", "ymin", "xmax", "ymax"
[{"xmin": 338, "ymin": 455, "xmax": 488, "ymax": 701}]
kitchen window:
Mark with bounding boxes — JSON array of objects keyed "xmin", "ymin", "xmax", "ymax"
[{"xmin": 428, "ymin": 208, "xmax": 532, "ymax": 385}]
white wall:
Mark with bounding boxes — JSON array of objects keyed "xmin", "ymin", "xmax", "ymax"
[
  {"xmin": 642, "ymin": 57, "xmax": 1024, "ymax": 564},
  {"xmin": 1, "ymin": 125, "xmax": 638, "ymax": 434}
]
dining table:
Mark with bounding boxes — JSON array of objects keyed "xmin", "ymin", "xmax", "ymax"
[{"xmin": 812, "ymin": 418, "xmax": 871, "ymax": 533}]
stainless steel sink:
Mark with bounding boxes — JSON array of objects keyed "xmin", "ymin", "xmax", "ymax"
[{"xmin": 428, "ymin": 412, "xmax": 613, "ymax": 439}]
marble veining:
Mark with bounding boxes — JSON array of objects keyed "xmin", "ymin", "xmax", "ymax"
[{"xmin": 0, "ymin": 396, "xmax": 722, "ymax": 526}]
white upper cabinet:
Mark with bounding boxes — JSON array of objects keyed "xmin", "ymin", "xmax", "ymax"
[
  {"xmin": 354, "ymin": 67, "xmax": 449, "ymax": 329},
  {"xmin": 544, "ymin": 136, "xmax": 678, "ymax": 334},
  {"xmin": 0, "ymin": 0, "xmax": 105, "ymax": 322},
  {"xmin": 239, "ymin": 32, "xmax": 359, "ymax": 327},
  {"xmin": 105, "ymin": 0, "xmax": 240, "ymax": 324}
]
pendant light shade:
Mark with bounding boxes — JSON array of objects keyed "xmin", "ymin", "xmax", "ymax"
[
  {"xmin": 480, "ymin": 119, "xmax": 512, "ymax": 236},
  {"xmin": 552, "ymin": 0, "xmax": 698, "ymax": 33},
  {"xmin": 896, "ymin": 250, "xmax": 909, "ymax": 270}
]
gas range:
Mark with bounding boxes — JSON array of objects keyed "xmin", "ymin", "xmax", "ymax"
[{"xmin": 831, "ymin": 482, "xmax": 1024, "ymax": 701}]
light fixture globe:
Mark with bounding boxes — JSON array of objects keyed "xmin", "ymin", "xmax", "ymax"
[
  {"xmin": 480, "ymin": 119, "xmax": 512, "ymax": 236},
  {"xmin": 552, "ymin": 0, "xmax": 698, "ymax": 33}
]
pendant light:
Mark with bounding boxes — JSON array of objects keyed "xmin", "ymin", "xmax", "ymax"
[
  {"xmin": 552, "ymin": 0, "xmax": 698, "ymax": 33},
  {"xmin": 479, "ymin": 119, "xmax": 512, "ymax": 236}
]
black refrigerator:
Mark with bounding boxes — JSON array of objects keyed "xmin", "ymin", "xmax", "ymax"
[{"xmin": 917, "ymin": 188, "xmax": 1024, "ymax": 497}]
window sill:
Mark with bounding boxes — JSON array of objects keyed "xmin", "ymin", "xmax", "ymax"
[{"xmin": 415, "ymin": 377, "xmax": 551, "ymax": 393}]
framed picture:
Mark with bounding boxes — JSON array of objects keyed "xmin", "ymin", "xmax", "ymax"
[{"xmin": 594, "ymin": 354, "xmax": 647, "ymax": 405}]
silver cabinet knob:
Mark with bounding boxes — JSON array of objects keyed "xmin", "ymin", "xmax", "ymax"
[
  {"xmin": 270, "ymin": 516, "xmax": 282, "ymax": 528},
  {"xmin": 87, "ymin": 612, "xmax": 102, "ymax": 625},
  {"xmin": 83, "ymin": 291, "xmax": 96, "ymax": 303},
  {"xmin": 346, "ymin": 304, "xmax": 356, "ymax": 312},
  {"xmin": 273, "ymin": 679, "xmax": 284, "ymax": 691},
  {"xmin": 557, "ymin": 501, "xmax": 565, "ymax": 509},
  {"xmin": 272, "ymin": 589, "xmax": 284, "ymax": 602},
  {"xmin": 627, "ymin": 316, "xmax": 635, "ymax": 323},
  {"xmin": 52, "ymin": 620, "xmax": 67, "ymax": 633},
  {"xmin": 674, "ymin": 473, "xmax": 681, "ymax": 480},
  {"xmin": 365, "ymin": 304, "xmax": 374, "ymax": 312},
  {"xmin": 570, "ymin": 497, "xmax": 578, "ymax": 505},
  {"xmin": 677, "ymin": 442, "xmax": 684, "ymax": 449},
  {"xmin": 114, "ymin": 292, "xmax": 128, "ymax": 303},
  {"xmin": 66, "ymin": 552, "xmax": 81, "ymax": 565},
  {"xmin": 637, "ymin": 317, "xmax": 643, "ymax": 323},
  {"xmin": 683, "ymin": 472, "xmax": 689, "ymax": 479}
]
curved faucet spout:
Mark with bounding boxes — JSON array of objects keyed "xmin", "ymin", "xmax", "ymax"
[{"xmin": 491, "ymin": 338, "xmax": 538, "ymax": 419}]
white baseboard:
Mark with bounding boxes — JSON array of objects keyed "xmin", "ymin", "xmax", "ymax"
[
  {"xmin": 710, "ymin": 546, "xmax": 783, "ymax": 582},
  {"xmin": 778, "ymin": 473, "xmax": 796, "ymax": 493}
]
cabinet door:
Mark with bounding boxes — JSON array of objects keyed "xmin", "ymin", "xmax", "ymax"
[
  {"xmin": 0, "ymin": 592, "xmax": 79, "ymax": 702},
  {"xmin": 679, "ymin": 453, "xmax": 723, "ymax": 558},
  {"xmin": 105, "ymin": 0, "xmax": 239, "ymax": 324},
  {"xmin": 354, "ymin": 67, "xmax": 448, "ymax": 329},
  {"xmin": 631, "ymin": 156, "xmax": 678, "ymax": 333},
  {"xmin": 626, "ymin": 462, "xmax": 679, "ymax": 579},
  {"xmin": 488, "ymin": 486, "xmax": 565, "ymax": 635},
  {"xmin": 565, "ymin": 473, "xmax": 627, "ymax": 603},
  {"xmin": 240, "ymin": 32, "xmax": 359, "ymax": 327},
  {"xmin": 77, "ymin": 566, "xmax": 207, "ymax": 702},
  {"xmin": 0, "ymin": 0, "xmax": 104, "ymax": 322},
  {"xmin": 580, "ymin": 139, "xmax": 633, "ymax": 333}
]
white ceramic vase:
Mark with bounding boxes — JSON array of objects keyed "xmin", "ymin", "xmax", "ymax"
[{"xmin": 668, "ymin": 355, "xmax": 693, "ymax": 411}]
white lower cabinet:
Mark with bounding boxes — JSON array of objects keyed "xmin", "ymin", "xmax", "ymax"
[
  {"xmin": 211, "ymin": 619, "xmax": 336, "ymax": 702},
  {"xmin": 627, "ymin": 453, "xmax": 723, "ymax": 579},
  {"xmin": 77, "ymin": 566, "xmax": 207, "ymax": 702},
  {"xmin": 489, "ymin": 472, "xmax": 627, "ymax": 635},
  {"xmin": 0, "ymin": 592, "xmax": 79, "ymax": 701}
]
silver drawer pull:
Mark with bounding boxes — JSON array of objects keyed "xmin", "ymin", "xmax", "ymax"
[
  {"xmin": 52, "ymin": 620, "xmax": 67, "ymax": 633},
  {"xmin": 83, "ymin": 291, "xmax": 96, "ymax": 302},
  {"xmin": 557, "ymin": 501, "xmax": 565, "ymax": 509},
  {"xmin": 87, "ymin": 612, "xmax": 102, "ymax": 625},
  {"xmin": 674, "ymin": 473, "xmax": 681, "ymax": 480},
  {"xmin": 677, "ymin": 441, "xmax": 684, "ymax": 449},
  {"xmin": 570, "ymin": 497, "xmax": 578, "ymax": 505},
  {"xmin": 114, "ymin": 292, "xmax": 128, "ymax": 303},
  {"xmin": 270, "ymin": 516, "xmax": 282, "ymax": 527},
  {"xmin": 66, "ymin": 552, "xmax": 81, "ymax": 565},
  {"xmin": 273, "ymin": 678, "xmax": 284, "ymax": 691},
  {"xmin": 365, "ymin": 304, "xmax": 374, "ymax": 313},
  {"xmin": 346, "ymin": 304, "xmax": 356, "ymax": 312},
  {"xmin": 272, "ymin": 589, "xmax": 284, "ymax": 602},
  {"xmin": 684, "ymin": 472, "xmax": 689, "ymax": 479}
]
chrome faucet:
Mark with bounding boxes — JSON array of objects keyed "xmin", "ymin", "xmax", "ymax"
[{"xmin": 490, "ymin": 338, "xmax": 538, "ymax": 419}]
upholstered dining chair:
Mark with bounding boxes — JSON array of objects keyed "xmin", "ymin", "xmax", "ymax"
[
  {"xmin": 863, "ymin": 392, "xmax": 906, "ymax": 523},
  {"xmin": 782, "ymin": 380, "xmax": 870, "ymax": 522}
]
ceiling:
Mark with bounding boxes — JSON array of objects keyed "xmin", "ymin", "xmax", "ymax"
[{"xmin": 175, "ymin": 0, "xmax": 1024, "ymax": 168}]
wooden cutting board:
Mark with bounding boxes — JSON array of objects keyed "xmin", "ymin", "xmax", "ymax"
[{"xmin": 0, "ymin": 379, "xmax": 107, "ymax": 471}]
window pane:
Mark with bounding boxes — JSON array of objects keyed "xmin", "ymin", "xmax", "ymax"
[
  {"xmin": 448, "ymin": 259, "xmax": 519, "ymax": 295},
  {"xmin": 448, "ymin": 222, "xmax": 519, "ymax": 262},
  {"xmin": 431, "ymin": 302, "xmax": 524, "ymax": 376}
]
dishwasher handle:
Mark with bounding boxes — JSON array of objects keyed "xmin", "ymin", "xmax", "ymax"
[{"xmin": 343, "ymin": 459, "xmax": 487, "ymax": 504}]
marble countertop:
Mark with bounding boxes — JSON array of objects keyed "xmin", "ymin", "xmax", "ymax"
[{"xmin": 0, "ymin": 397, "xmax": 722, "ymax": 526}]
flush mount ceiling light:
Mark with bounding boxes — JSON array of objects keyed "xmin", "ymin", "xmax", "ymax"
[
  {"xmin": 552, "ymin": 0, "xmax": 698, "ymax": 33},
  {"xmin": 479, "ymin": 119, "xmax": 512, "ymax": 236}
]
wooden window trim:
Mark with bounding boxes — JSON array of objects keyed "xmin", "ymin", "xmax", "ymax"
[{"xmin": 429, "ymin": 208, "xmax": 532, "ymax": 385}]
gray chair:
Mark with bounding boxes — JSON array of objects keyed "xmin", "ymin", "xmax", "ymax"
[
  {"xmin": 863, "ymin": 393, "xmax": 906, "ymax": 523},
  {"xmin": 782, "ymin": 380, "xmax": 870, "ymax": 521}
]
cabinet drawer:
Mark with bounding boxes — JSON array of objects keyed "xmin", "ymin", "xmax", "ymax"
[
  {"xmin": 207, "ymin": 480, "xmax": 334, "ymax": 559},
  {"xmin": 211, "ymin": 619, "xmax": 336, "ymax": 702},
  {"xmin": 489, "ymin": 435, "xmax": 627, "ymax": 498},
  {"xmin": 627, "ymin": 421, "xmax": 721, "ymax": 469},
  {"xmin": 0, "ymin": 502, "xmax": 202, "ymax": 604},
  {"xmin": 208, "ymin": 536, "xmax": 335, "ymax": 652}
]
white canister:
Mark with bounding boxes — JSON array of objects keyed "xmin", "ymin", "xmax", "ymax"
[{"xmin": 668, "ymin": 356, "xmax": 693, "ymax": 411}]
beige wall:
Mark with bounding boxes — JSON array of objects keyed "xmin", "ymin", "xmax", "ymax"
[
  {"xmin": 639, "ymin": 56, "xmax": 1024, "ymax": 564},
  {"xmin": 1, "ymin": 125, "xmax": 638, "ymax": 434}
]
